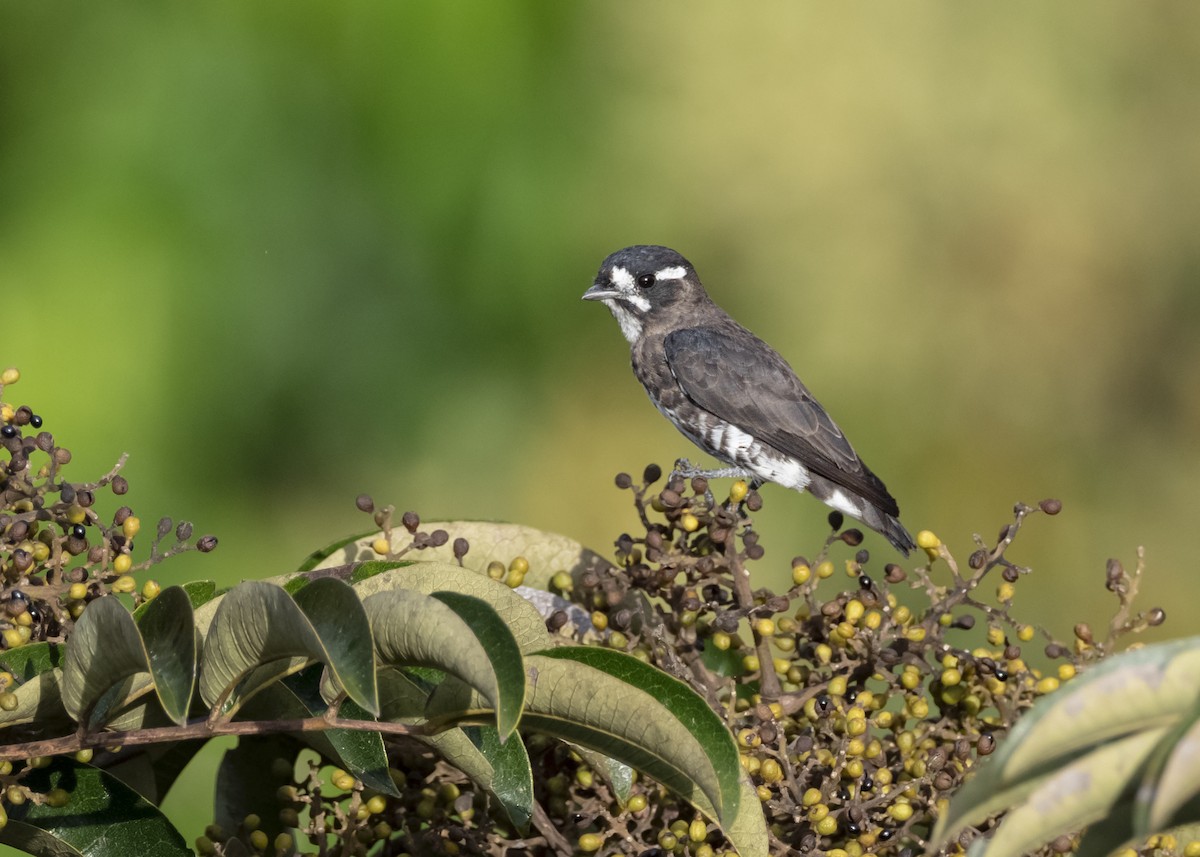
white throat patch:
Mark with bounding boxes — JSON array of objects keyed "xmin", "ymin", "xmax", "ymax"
[{"xmin": 603, "ymin": 299, "xmax": 643, "ymax": 343}]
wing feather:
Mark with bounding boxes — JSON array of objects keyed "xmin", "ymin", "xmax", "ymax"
[{"xmin": 663, "ymin": 326, "xmax": 899, "ymax": 516}]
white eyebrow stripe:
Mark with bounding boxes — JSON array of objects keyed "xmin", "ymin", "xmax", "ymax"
[
  {"xmin": 610, "ymin": 266, "xmax": 635, "ymax": 291},
  {"xmin": 655, "ymin": 265, "xmax": 686, "ymax": 281}
]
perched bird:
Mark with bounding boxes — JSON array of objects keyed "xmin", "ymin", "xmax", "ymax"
[{"xmin": 582, "ymin": 245, "xmax": 915, "ymax": 555}]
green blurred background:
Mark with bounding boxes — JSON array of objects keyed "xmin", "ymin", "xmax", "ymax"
[{"xmin": 3, "ymin": 1, "xmax": 1198, "ymax": 845}]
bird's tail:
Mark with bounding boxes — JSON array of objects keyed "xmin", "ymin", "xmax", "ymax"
[
  {"xmin": 866, "ymin": 508, "xmax": 916, "ymax": 556},
  {"xmin": 807, "ymin": 475, "xmax": 916, "ymax": 556}
]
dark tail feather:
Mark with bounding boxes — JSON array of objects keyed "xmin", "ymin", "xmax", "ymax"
[{"xmin": 808, "ymin": 474, "xmax": 915, "ymax": 556}]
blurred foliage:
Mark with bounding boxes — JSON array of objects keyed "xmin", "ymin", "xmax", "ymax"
[{"xmin": 1, "ymin": 1, "xmax": 1198, "ymax": 844}]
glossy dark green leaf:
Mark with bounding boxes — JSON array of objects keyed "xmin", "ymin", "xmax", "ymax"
[
  {"xmin": 135, "ymin": 586, "xmax": 197, "ymax": 724},
  {"xmin": 278, "ymin": 667, "xmax": 398, "ymax": 798},
  {"xmin": 0, "ymin": 756, "xmax": 190, "ymax": 855}
]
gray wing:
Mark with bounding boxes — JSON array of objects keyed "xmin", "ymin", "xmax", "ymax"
[{"xmin": 663, "ymin": 326, "xmax": 900, "ymax": 517}]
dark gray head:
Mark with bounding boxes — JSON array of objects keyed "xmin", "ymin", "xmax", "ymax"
[{"xmin": 582, "ymin": 245, "xmax": 707, "ymax": 343}]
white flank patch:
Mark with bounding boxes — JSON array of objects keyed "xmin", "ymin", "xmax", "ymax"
[
  {"xmin": 655, "ymin": 265, "xmax": 686, "ymax": 281},
  {"xmin": 605, "ymin": 300, "xmax": 643, "ymax": 343},
  {"xmin": 610, "ymin": 266, "xmax": 635, "ymax": 291},
  {"xmin": 825, "ymin": 489, "xmax": 862, "ymax": 517},
  {"xmin": 756, "ymin": 455, "xmax": 810, "ymax": 491},
  {"xmin": 712, "ymin": 423, "xmax": 756, "ymax": 460}
]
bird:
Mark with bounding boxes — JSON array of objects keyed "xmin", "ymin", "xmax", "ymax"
[{"xmin": 582, "ymin": 244, "xmax": 915, "ymax": 555}]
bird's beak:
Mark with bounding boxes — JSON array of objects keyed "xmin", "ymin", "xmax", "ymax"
[{"xmin": 581, "ymin": 282, "xmax": 620, "ymax": 302}]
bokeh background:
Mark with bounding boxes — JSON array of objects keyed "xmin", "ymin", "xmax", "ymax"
[{"xmin": 3, "ymin": 2, "xmax": 1198, "ymax": 845}]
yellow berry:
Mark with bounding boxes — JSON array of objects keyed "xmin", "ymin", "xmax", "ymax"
[
  {"xmin": 141, "ymin": 580, "xmax": 161, "ymax": 601},
  {"xmin": 729, "ymin": 480, "xmax": 749, "ymax": 503},
  {"xmin": 1017, "ymin": 624, "xmax": 1035, "ymax": 642},
  {"xmin": 66, "ymin": 505, "xmax": 87, "ymax": 525},
  {"xmin": 941, "ymin": 668, "xmax": 962, "ymax": 687},
  {"xmin": 711, "ymin": 631, "xmax": 731, "ymax": 651},
  {"xmin": 679, "ymin": 513, "xmax": 700, "ymax": 533},
  {"xmin": 689, "ymin": 817, "xmax": 708, "ymax": 842},
  {"xmin": 0, "ymin": 368, "xmax": 19, "ymax": 385},
  {"xmin": 112, "ymin": 575, "xmax": 137, "ymax": 594},
  {"xmin": 844, "ymin": 599, "xmax": 865, "ymax": 624},
  {"xmin": 68, "ymin": 583, "xmax": 88, "ymax": 601},
  {"xmin": 816, "ymin": 561, "xmax": 835, "ymax": 579},
  {"xmin": 792, "ymin": 563, "xmax": 811, "ymax": 585},
  {"xmin": 742, "ymin": 654, "xmax": 760, "ymax": 673},
  {"xmin": 122, "ymin": 516, "xmax": 141, "ymax": 539},
  {"xmin": 997, "ymin": 581, "xmax": 1016, "ymax": 602},
  {"xmin": 2, "ymin": 630, "xmax": 23, "ymax": 649},
  {"xmin": 987, "ymin": 626, "xmax": 1005, "ymax": 646},
  {"xmin": 113, "ymin": 554, "xmax": 132, "ymax": 574},
  {"xmin": 371, "ymin": 537, "xmax": 390, "ymax": 556},
  {"xmin": 802, "ymin": 787, "xmax": 823, "ymax": 806},
  {"xmin": 814, "ymin": 643, "xmax": 832, "ymax": 664},
  {"xmin": 626, "ymin": 793, "xmax": 648, "ymax": 813},
  {"xmin": 1036, "ymin": 677, "xmax": 1060, "ymax": 694},
  {"xmin": 578, "ymin": 832, "xmax": 603, "ymax": 852},
  {"xmin": 1058, "ymin": 663, "xmax": 1076, "ymax": 681},
  {"xmin": 816, "ymin": 815, "xmax": 838, "ymax": 836},
  {"xmin": 590, "ymin": 611, "xmax": 608, "ymax": 631},
  {"xmin": 550, "ymin": 571, "xmax": 573, "ymax": 593},
  {"xmin": 45, "ymin": 788, "xmax": 71, "ymax": 808},
  {"xmin": 904, "ymin": 626, "xmax": 926, "ymax": 642},
  {"xmin": 808, "ymin": 802, "xmax": 829, "ymax": 822},
  {"xmin": 916, "ymin": 530, "xmax": 940, "ymax": 550},
  {"xmin": 888, "ymin": 801, "xmax": 913, "ymax": 821},
  {"xmin": 753, "ymin": 618, "xmax": 776, "ymax": 637},
  {"xmin": 759, "ymin": 759, "xmax": 783, "ymax": 783}
]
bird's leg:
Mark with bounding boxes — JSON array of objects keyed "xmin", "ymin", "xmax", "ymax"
[{"xmin": 671, "ymin": 458, "xmax": 757, "ymax": 482}]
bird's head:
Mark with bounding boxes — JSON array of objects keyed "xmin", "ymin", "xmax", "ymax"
[{"xmin": 582, "ymin": 245, "xmax": 704, "ymax": 343}]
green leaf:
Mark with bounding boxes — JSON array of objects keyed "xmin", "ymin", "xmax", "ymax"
[
  {"xmin": 970, "ymin": 729, "xmax": 1165, "ymax": 857},
  {"xmin": 0, "ymin": 643, "xmax": 69, "ymax": 731},
  {"xmin": 350, "ymin": 561, "xmax": 549, "ymax": 654},
  {"xmin": 62, "ymin": 596, "xmax": 155, "ymax": 729},
  {"xmin": 1135, "ymin": 696, "xmax": 1200, "ymax": 835},
  {"xmin": 0, "ymin": 756, "xmax": 190, "ymax": 855},
  {"xmin": 425, "ymin": 645, "xmax": 760, "ymax": 850},
  {"xmin": 362, "ymin": 589, "xmax": 524, "ymax": 740},
  {"xmin": 276, "ymin": 667, "xmax": 398, "ymax": 798},
  {"xmin": 135, "ymin": 586, "xmax": 197, "ymax": 725},
  {"xmin": 934, "ymin": 638, "xmax": 1200, "ymax": 851},
  {"xmin": 291, "ymin": 577, "xmax": 378, "ymax": 713},
  {"xmin": 198, "ymin": 578, "xmax": 378, "ymax": 718},
  {"xmin": 537, "ymin": 647, "xmax": 741, "ymax": 822},
  {"xmin": 309, "ymin": 521, "xmax": 616, "ymax": 591}
]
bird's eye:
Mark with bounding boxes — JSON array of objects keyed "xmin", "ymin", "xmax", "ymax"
[{"xmin": 636, "ymin": 274, "xmax": 655, "ymax": 288}]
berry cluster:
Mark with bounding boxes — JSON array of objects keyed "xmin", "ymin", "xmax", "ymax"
[
  {"xmin": 0, "ymin": 368, "xmax": 217, "ymax": 653},
  {"xmin": 557, "ymin": 464, "xmax": 1165, "ymax": 857}
]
